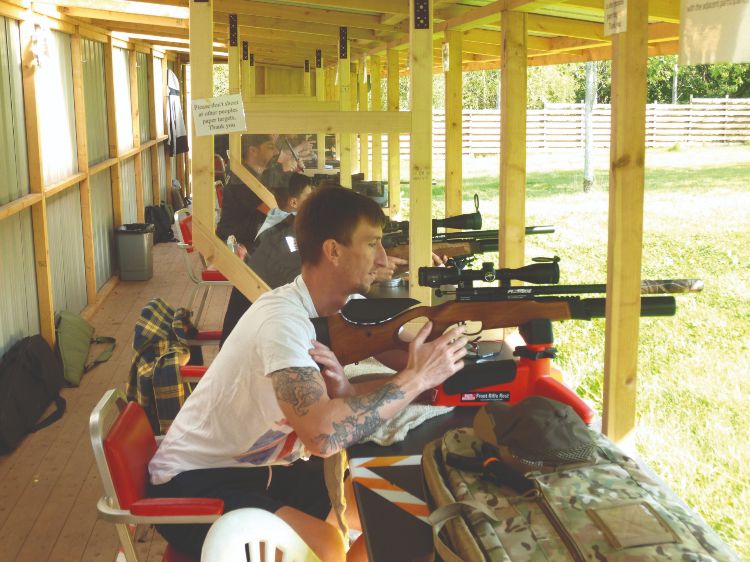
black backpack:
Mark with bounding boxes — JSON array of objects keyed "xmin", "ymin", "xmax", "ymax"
[
  {"xmin": 0, "ymin": 335, "xmax": 67, "ymax": 454},
  {"xmin": 145, "ymin": 203, "xmax": 176, "ymax": 243}
]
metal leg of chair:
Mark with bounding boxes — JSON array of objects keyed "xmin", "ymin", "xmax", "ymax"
[
  {"xmin": 186, "ymin": 284, "xmax": 200, "ymax": 317},
  {"xmin": 115, "ymin": 523, "xmax": 138, "ymax": 562},
  {"xmin": 193, "ymin": 285, "xmax": 211, "ymax": 329}
]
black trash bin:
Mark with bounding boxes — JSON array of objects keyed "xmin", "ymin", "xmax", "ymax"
[{"xmin": 116, "ymin": 223, "xmax": 154, "ymax": 281}]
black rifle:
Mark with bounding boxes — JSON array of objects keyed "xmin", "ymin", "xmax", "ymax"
[{"xmin": 418, "ymin": 259, "xmax": 704, "ymax": 301}]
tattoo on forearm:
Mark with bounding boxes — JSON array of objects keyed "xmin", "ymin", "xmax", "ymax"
[
  {"xmin": 313, "ymin": 382, "xmax": 405, "ymax": 454},
  {"xmin": 271, "ymin": 367, "xmax": 325, "ymax": 416}
]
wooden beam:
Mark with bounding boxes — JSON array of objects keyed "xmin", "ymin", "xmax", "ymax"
[
  {"xmin": 71, "ymin": 32, "xmax": 97, "ymax": 304},
  {"xmin": 129, "ymin": 49, "xmax": 145, "ymax": 222},
  {"xmin": 499, "ymin": 9, "xmax": 527, "ymax": 271},
  {"xmin": 43, "ymin": 172, "xmax": 88, "ymax": 198},
  {"xmin": 243, "ymin": 111, "xmax": 411, "ymax": 135},
  {"xmin": 218, "ymin": 13, "xmax": 377, "ymax": 42},
  {"xmin": 444, "ymin": 29, "xmax": 462, "ymax": 219},
  {"xmin": 386, "ymin": 47, "xmax": 400, "ymax": 216},
  {"xmin": 58, "ymin": 6, "xmax": 189, "ymax": 28},
  {"xmin": 603, "ymin": 0, "xmax": 649, "ymax": 446},
  {"xmin": 350, "ymin": 60, "xmax": 359, "ymax": 172},
  {"xmin": 370, "ymin": 54, "xmax": 382, "ymax": 182},
  {"xmin": 147, "ymin": 54, "xmax": 160, "ymax": 205},
  {"xmin": 0, "ymin": 194, "xmax": 43, "ymax": 222},
  {"xmin": 408, "ymin": 0, "xmax": 434, "ymax": 306},
  {"xmin": 215, "ymin": 1, "xmax": 406, "ymax": 33},
  {"xmin": 315, "ymin": 50, "xmax": 326, "ymax": 169},
  {"xmin": 359, "ymin": 57, "xmax": 369, "ymax": 179},
  {"xmin": 338, "ymin": 28, "xmax": 353, "ymax": 187},
  {"xmin": 19, "ymin": 18, "xmax": 55, "ymax": 345},
  {"xmin": 105, "ymin": 38, "xmax": 124, "ymax": 227}
]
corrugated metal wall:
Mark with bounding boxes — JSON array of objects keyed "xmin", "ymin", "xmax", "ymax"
[
  {"xmin": 0, "ymin": 16, "xmax": 29, "ymax": 203},
  {"xmin": 154, "ymin": 56, "xmax": 164, "ymax": 137},
  {"xmin": 113, "ymin": 47, "xmax": 133, "ymax": 151},
  {"xmin": 0, "ymin": 211, "xmax": 40, "ymax": 356},
  {"xmin": 142, "ymin": 147, "xmax": 153, "ymax": 206},
  {"xmin": 82, "ymin": 37, "xmax": 109, "ymax": 165},
  {"xmin": 47, "ymin": 186, "xmax": 87, "ymax": 314},
  {"xmin": 38, "ymin": 29, "xmax": 78, "ymax": 185},
  {"xmin": 158, "ymin": 142, "xmax": 167, "ymax": 202},
  {"xmin": 137, "ymin": 51, "xmax": 151, "ymax": 143},
  {"xmin": 120, "ymin": 156, "xmax": 137, "ymax": 223},
  {"xmin": 0, "ymin": 16, "xmax": 39, "ymax": 356},
  {"xmin": 90, "ymin": 170, "xmax": 115, "ymax": 289}
]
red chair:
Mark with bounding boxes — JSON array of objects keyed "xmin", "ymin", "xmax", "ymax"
[
  {"xmin": 214, "ymin": 153, "xmax": 228, "ymax": 185},
  {"xmin": 90, "ymin": 389, "xmax": 223, "ymax": 562},
  {"xmin": 174, "ymin": 208, "xmax": 232, "ymax": 328}
]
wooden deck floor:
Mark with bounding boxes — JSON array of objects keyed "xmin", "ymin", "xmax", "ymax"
[{"xmin": 0, "ymin": 242, "xmax": 230, "ymax": 562}]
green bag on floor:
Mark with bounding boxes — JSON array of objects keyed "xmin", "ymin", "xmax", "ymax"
[{"xmin": 56, "ymin": 311, "xmax": 116, "ymax": 386}]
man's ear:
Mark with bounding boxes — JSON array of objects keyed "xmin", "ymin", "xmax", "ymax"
[
  {"xmin": 288, "ymin": 197, "xmax": 298, "ymax": 210},
  {"xmin": 321, "ymin": 239, "xmax": 340, "ymax": 265}
]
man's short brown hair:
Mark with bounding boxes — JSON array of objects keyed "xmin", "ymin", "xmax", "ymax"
[
  {"xmin": 241, "ymin": 134, "xmax": 274, "ymax": 158},
  {"xmin": 295, "ymin": 185, "xmax": 386, "ymax": 266}
]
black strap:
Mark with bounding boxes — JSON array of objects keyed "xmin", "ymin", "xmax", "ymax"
[{"xmin": 31, "ymin": 395, "xmax": 67, "ymax": 432}]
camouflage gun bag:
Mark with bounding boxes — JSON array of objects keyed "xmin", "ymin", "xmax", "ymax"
[{"xmin": 422, "ymin": 396, "xmax": 739, "ymax": 562}]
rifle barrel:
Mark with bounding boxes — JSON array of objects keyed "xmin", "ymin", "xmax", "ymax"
[
  {"xmin": 455, "ymin": 279, "xmax": 703, "ymax": 301},
  {"xmin": 569, "ymin": 296, "xmax": 676, "ymax": 319}
]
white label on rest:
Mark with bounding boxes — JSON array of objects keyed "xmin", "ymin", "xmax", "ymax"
[{"xmin": 191, "ymin": 94, "xmax": 247, "ymax": 136}]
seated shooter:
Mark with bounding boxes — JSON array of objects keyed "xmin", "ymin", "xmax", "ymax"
[{"xmin": 148, "ymin": 186, "xmax": 467, "ymax": 561}]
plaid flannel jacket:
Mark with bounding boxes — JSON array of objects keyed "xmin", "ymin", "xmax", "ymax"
[{"xmin": 126, "ymin": 298, "xmax": 197, "ymax": 434}]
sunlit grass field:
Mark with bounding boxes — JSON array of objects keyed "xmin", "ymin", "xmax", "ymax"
[{"xmin": 397, "ymin": 144, "xmax": 750, "ymax": 558}]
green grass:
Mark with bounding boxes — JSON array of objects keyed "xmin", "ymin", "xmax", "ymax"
[{"xmin": 399, "ymin": 146, "xmax": 750, "ymax": 558}]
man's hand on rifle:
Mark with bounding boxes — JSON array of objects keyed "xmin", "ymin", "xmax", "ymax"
[
  {"xmin": 308, "ymin": 339, "xmax": 354, "ymax": 398},
  {"xmin": 374, "ymin": 256, "xmax": 408, "ymax": 283},
  {"xmin": 405, "ymin": 322, "xmax": 468, "ymax": 390},
  {"xmin": 432, "ymin": 252, "xmax": 448, "ymax": 266}
]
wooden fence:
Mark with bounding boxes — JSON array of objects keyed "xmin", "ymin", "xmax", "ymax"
[{"xmin": 377, "ymin": 98, "xmax": 750, "ymax": 157}]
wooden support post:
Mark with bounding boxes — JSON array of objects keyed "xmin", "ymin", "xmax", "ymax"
[
  {"xmin": 175, "ymin": 61, "xmax": 187, "ymax": 197},
  {"xmin": 247, "ymin": 53, "xmax": 256, "ymax": 98},
  {"xmin": 350, "ymin": 60, "xmax": 359, "ymax": 174},
  {"xmin": 359, "ymin": 57, "xmax": 369, "ymax": 180},
  {"xmin": 304, "ymin": 58, "xmax": 311, "ymax": 96},
  {"xmin": 387, "ymin": 48, "xmax": 400, "ymax": 216},
  {"xmin": 129, "ymin": 49, "xmax": 144, "ymax": 222},
  {"xmin": 71, "ymin": 32, "xmax": 96, "ymax": 305},
  {"xmin": 104, "ymin": 37, "xmax": 123, "ymax": 229},
  {"xmin": 409, "ymin": 0, "xmax": 434, "ymax": 305},
  {"xmin": 148, "ymin": 53, "xmax": 160, "ymax": 205},
  {"xmin": 190, "ymin": 1, "xmax": 269, "ymax": 302},
  {"xmin": 241, "ymin": 40, "xmax": 250, "ymax": 103},
  {"xmin": 499, "ymin": 10, "xmax": 527, "ymax": 270},
  {"xmin": 338, "ymin": 27, "xmax": 352, "ymax": 187},
  {"xmin": 445, "ymin": 29, "xmax": 463, "ymax": 219},
  {"xmin": 371, "ymin": 55, "xmax": 382, "ymax": 182},
  {"xmin": 162, "ymin": 57, "xmax": 172, "ymax": 198},
  {"xmin": 603, "ymin": 2, "xmax": 649, "ymax": 445},
  {"xmin": 228, "ymin": 15, "xmax": 241, "ymax": 186},
  {"xmin": 315, "ymin": 49, "xmax": 326, "ymax": 170},
  {"xmin": 19, "ymin": 17, "xmax": 55, "ymax": 344}
]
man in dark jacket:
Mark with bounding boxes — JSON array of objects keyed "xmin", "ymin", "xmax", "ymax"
[{"xmin": 215, "ymin": 134, "xmax": 279, "ymax": 249}]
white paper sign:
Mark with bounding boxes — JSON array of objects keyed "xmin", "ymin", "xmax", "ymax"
[
  {"xmin": 680, "ymin": 0, "xmax": 750, "ymax": 64},
  {"xmin": 604, "ymin": 0, "xmax": 627, "ymax": 36},
  {"xmin": 191, "ymin": 94, "xmax": 247, "ymax": 136}
]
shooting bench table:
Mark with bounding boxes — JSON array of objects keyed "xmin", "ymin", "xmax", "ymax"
[{"xmin": 348, "ymin": 407, "xmax": 475, "ymax": 562}]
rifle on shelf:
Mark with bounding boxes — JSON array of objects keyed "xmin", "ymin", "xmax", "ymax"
[
  {"xmin": 419, "ymin": 258, "xmax": 705, "ymax": 300},
  {"xmin": 311, "ymin": 259, "xmax": 701, "ymax": 368}
]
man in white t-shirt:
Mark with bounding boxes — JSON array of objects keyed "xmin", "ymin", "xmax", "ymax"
[{"xmin": 148, "ymin": 186, "xmax": 467, "ymax": 562}]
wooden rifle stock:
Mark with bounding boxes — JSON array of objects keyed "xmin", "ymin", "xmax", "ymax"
[{"xmin": 324, "ymin": 299, "xmax": 574, "ymax": 366}]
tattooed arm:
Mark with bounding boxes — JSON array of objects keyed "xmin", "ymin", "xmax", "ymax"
[{"xmin": 271, "ymin": 322, "xmax": 467, "ymax": 457}]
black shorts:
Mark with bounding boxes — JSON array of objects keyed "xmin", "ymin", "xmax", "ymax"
[{"xmin": 148, "ymin": 457, "xmax": 330, "ymax": 559}]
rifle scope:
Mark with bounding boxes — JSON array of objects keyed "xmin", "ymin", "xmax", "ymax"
[
  {"xmin": 419, "ymin": 260, "xmax": 560, "ymax": 288},
  {"xmin": 383, "ymin": 211, "xmax": 482, "ymax": 235}
]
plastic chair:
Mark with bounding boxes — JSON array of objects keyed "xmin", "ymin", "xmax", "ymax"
[
  {"xmin": 90, "ymin": 389, "xmax": 223, "ymax": 562},
  {"xmin": 174, "ymin": 208, "xmax": 232, "ymax": 328},
  {"xmin": 201, "ymin": 508, "xmax": 322, "ymax": 562}
]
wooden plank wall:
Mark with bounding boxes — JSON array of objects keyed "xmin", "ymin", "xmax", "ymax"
[{"xmin": 359, "ymin": 99, "xmax": 750, "ymax": 161}]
